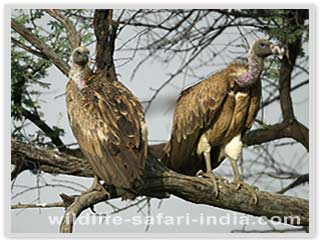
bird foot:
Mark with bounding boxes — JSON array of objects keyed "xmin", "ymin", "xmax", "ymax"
[
  {"xmin": 196, "ymin": 170, "xmax": 223, "ymax": 197},
  {"xmin": 231, "ymin": 179, "xmax": 259, "ymax": 205}
]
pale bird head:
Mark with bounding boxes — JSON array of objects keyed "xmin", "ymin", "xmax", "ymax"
[
  {"xmin": 251, "ymin": 39, "xmax": 282, "ymax": 59},
  {"xmin": 71, "ymin": 46, "xmax": 90, "ymax": 66}
]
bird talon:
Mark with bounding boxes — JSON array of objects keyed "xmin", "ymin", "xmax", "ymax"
[
  {"xmin": 197, "ymin": 172, "xmax": 219, "ymax": 198},
  {"xmin": 232, "ymin": 180, "xmax": 259, "ymax": 205},
  {"xmin": 253, "ymin": 186, "xmax": 259, "ymax": 192},
  {"xmin": 196, "ymin": 169, "xmax": 204, "ymax": 177}
]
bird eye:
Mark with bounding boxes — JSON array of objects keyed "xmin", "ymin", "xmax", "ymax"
[{"xmin": 260, "ymin": 43, "xmax": 266, "ymax": 48}]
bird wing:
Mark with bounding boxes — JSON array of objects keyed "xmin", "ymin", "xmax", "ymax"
[
  {"xmin": 66, "ymin": 75, "xmax": 147, "ymax": 190},
  {"xmin": 245, "ymin": 80, "xmax": 262, "ymax": 130},
  {"xmin": 163, "ymin": 71, "xmax": 230, "ymax": 174}
]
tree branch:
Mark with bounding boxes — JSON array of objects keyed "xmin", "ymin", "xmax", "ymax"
[
  {"xmin": 93, "ymin": 9, "xmax": 117, "ymax": 77},
  {"xmin": 11, "ymin": 139, "xmax": 309, "ymax": 233},
  {"xmin": 11, "ymin": 139, "xmax": 90, "ymax": 179},
  {"xmin": 11, "ymin": 202, "xmax": 64, "ymax": 209},
  {"xmin": 261, "ymin": 79, "xmax": 309, "ymax": 108},
  {"xmin": 21, "ymin": 107, "xmax": 67, "ymax": 153},
  {"xmin": 243, "ymin": 120, "xmax": 309, "ymax": 151},
  {"xmin": 279, "ymin": 10, "xmax": 306, "ymax": 120},
  {"xmin": 277, "ymin": 174, "xmax": 309, "ymax": 194},
  {"xmin": 149, "ymin": 119, "xmax": 309, "ymax": 159},
  {"xmin": 11, "ymin": 37, "xmax": 49, "ymax": 59},
  {"xmin": 45, "ymin": 9, "xmax": 81, "ymax": 49},
  {"xmin": 59, "ymin": 190, "xmax": 108, "ymax": 233},
  {"xmin": 11, "ymin": 18, "xmax": 70, "ymax": 76}
]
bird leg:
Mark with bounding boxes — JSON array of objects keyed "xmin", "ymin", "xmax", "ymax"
[
  {"xmin": 196, "ymin": 135, "xmax": 223, "ymax": 197},
  {"xmin": 230, "ymin": 158, "xmax": 259, "ymax": 205},
  {"xmin": 196, "ymin": 151, "xmax": 219, "ymax": 197}
]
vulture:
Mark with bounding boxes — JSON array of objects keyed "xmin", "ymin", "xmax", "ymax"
[
  {"xmin": 66, "ymin": 46, "xmax": 147, "ymax": 195},
  {"xmin": 162, "ymin": 39, "xmax": 281, "ymax": 199}
]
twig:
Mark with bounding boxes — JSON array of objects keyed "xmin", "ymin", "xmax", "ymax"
[
  {"xmin": 59, "ymin": 190, "xmax": 109, "ymax": 233},
  {"xmin": 277, "ymin": 174, "xmax": 309, "ymax": 194},
  {"xmin": 11, "ymin": 202, "xmax": 64, "ymax": 209}
]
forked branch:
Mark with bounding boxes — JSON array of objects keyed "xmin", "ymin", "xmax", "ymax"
[{"xmin": 11, "ymin": 139, "xmax": 309, "ymax": 233}]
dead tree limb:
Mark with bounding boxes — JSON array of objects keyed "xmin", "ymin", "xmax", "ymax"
[
  {"xmin": 11, "ymin": 139, "xmax": 309, "ymax": 233},
  {"xmin": 243, "ymin": 120, "xmax": 309, "ymax": 151},
  {"xmin": 59, "ymin": 190, "xmax": 109, "ymax": 233},
  {"xmin": 11, "ymin": 202, "xmax": 64, "ymax": 209}
]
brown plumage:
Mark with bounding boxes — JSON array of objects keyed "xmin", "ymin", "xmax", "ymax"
[
  {"xmin": 66, "ymin": 47, "xmax": 147, "ymax": 191},
  {"xmin": 162, "ymin": 39, "xmax": 281, "ymax": 197},
  {"xmin": 163, "ymin": 63, "xmax": 261, "ymax": 175}
]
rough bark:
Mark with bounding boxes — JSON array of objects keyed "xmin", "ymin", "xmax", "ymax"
[
  {"xmin": 93, "ymin": 10, "xmax": 117, "ymax": 78},
  {"xmin": 11, "ymin": 139, "xmax": 309, "ymax": 233},
  {"xmin": 243, "ymin": 120, "xmax": 309, "ymax": 151}
]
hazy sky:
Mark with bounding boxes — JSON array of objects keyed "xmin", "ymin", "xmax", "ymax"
[{"xmin": 11, "ymin": 9, "xmax": 309, "ymax": 234}]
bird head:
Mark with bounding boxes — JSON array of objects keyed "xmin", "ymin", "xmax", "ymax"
[
  {"xmin": 71, "ymin": 46, "xmax": 90, "ymax": 66},
  {"xmin": 251, "ymin": 39, "xmax": 282, "ymax": 59}
]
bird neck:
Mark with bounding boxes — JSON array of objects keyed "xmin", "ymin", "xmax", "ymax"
[
  {"xmin": 235, "ymin": 50, "xmax": 264, "ymax": 87},
  {"xmin": 69, "ymin": 64, "xmax": 92, "ymax": 90}
]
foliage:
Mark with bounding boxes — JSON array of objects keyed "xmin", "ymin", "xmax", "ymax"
[
  {"xmin": 11, "ymin": 9, "xmax": 95, "ymax": 144},
  {"xmin": 11, "ymin": 8, "xmax": 309, "ymax": 149}
]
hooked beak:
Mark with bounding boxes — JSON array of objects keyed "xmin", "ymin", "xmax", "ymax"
[
  {"xmin": 88, "ymin": 56, "xmax": 92, "ymax": 65},
  {"xmin": 84, "ymin": 54, "xmax": 89, "ymax": 64},
  {"xmin": 270, "ymin": 44, "xmax": 283, "ymax": 59}
]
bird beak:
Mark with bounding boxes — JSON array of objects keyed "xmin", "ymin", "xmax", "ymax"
[
  {"xmin": 84, "ymin": 54, "xmax": 90, "ymax": 64},
  {"xmin": 270, "ymin": 44, "xmax": 283, "ymax": 59}
]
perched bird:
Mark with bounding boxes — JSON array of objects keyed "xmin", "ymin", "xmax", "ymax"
[
  {"xmin": 162, "ymin": 39, "xmax": 281, "ymax": 200},
  {"xmin": 66, "ymin": 46, "xmax": 147, "ymax": 196}
]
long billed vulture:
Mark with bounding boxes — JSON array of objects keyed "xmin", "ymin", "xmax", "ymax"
[
  {"xmin": 162, "ymin": 39, "xmax": 281, "ymax": 200},
  {"xmin": 66, "ymin": 47, "xmax": 147, "ymax": 195}
]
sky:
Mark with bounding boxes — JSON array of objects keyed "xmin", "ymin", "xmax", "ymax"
[{"xmin": 10, "ymin": 9, "xmax": 309, "ymax": 234}]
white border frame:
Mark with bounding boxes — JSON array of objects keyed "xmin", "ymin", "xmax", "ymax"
[{"xmin": 4, "ymin": 4, "xmax": 316, "ymax": 238}]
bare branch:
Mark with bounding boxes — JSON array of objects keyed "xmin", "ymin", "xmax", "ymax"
[
  {"xmin": 261, "ymin": 79, "xmax": 309, "ymax": 108},
  {"xmin": 93, "ymin": 9, "xmax": 117, "ymax": 77},
  {"xmin": 59, "ymin": 190, "xmax": 108, "ymax": 233},
  {"xmin": 150, "ymin": 119, "xmax": 309, "ymax": 160},
  {"xmin": 11, "ymin": 139, "xmax": 91, "ymax": 178},
  {"xmin": 12, "ymin": 202, "xmax": 64, "ymax": 209},
  {"xmin": 12, "ymin": 139, "xmax": 309, "ymax": 233},
  {"xmin": 277, "ymin": 174, "xmax": 309, "ymax": 194},
  {"xmin": 243, "ymin": 120, "xmax": 308, "ymax": 151},
  {"xmin": 20, "ymin": 107, "xmax": 67, "ymax": 153},
  {"xmin": 279, "ymin": 11, "xmax": 305, "ymax": 120}
]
